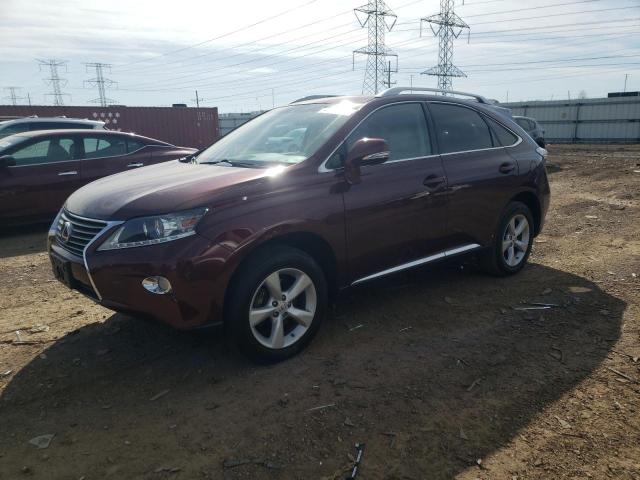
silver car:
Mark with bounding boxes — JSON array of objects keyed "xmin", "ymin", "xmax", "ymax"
[
  {"xmin": 0, "ymin": 117, "xmax": 106, "ymax": 139},
  {"xmin": 513, "ymin": 116, "xmax": 545, "ymax": 148}
]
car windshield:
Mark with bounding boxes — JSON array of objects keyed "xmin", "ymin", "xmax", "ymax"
[
  {"xmin": 0, "ymin": 134, "xmax": 28, "ymax": 150},
  {"xmin": 197, "ymin": 101, "xmax": 362, "ymax": 166}
]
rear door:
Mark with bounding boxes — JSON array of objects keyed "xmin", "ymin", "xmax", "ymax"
[
  {"xmin": 0, "ymin": 135, "xmax": 83, "ymax": 222},
  {"xmin": 338, "ymin": 102, "xmax": 449, "ymax": 283},
  {"xmin": 428, "ymin": 102, "xmax": 520, "ymax": 247},
  {"xmin": 121, "ymin": 137, "xmax": 151, "ymax": 170},
  {"xmin": 79, "ymin": 133, "xmax": 129, "ymax": 184}
]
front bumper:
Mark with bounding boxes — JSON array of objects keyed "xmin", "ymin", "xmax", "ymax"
[{"xmin": 48, "ymin": 226, "xmax": 235, "ymax": 329}]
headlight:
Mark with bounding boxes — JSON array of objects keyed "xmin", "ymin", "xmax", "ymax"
[{"xmin": 98, "ymin": 208, "xmax": 208, "ymax": 251}]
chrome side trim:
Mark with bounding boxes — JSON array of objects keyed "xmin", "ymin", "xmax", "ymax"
[
  {"xmin": 82, "ymin": 220, "xmax": 124, "ymax": 301},
  {"xmin": 351, "ymin": 243, "xmax": 481, "ymax": 286},
  {"xmin": 362, "ymin": 151, "xmax": 390, "ymax": 162}
]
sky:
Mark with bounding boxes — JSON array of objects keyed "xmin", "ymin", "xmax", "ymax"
[{"xmin": 0, "ymin": 0, "xmax": 638, "ymax": 112}]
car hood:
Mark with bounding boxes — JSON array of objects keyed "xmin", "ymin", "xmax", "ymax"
[{"xmin": 65, "ymin": 160, "xmax": 273, "ymax": 220}]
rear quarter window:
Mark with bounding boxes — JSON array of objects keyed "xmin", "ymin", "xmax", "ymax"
[{"xmin": 484, "ymin": 116, "xmax": 519, "ymax": 147}]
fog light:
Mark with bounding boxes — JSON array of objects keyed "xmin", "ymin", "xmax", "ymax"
[{"xmin": 142, "ymin": 276, "xmax": 172, "ymax": 294}]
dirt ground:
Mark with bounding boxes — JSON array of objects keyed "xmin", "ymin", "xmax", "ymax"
[{"xmin": 0, "ymin": 144, "xmax": 639, "ymax": 479}]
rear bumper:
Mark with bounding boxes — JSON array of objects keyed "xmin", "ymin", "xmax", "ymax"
[{"xmin": 48, "ymin": 229, "xmax": 235, "ymax": 329}]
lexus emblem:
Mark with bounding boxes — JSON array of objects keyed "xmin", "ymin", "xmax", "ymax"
[{"xmin": 60, "ymin": 221, "xmax": 73, "ymax": 243}]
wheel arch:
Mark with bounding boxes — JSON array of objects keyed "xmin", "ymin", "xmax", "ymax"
[
  {"xmin": 510, "ymin": 190, "xmax": 542, "ymax": 236},
  {"xmin": 222, "ymin": 231, "xmax": 340, "ymax": 323}
]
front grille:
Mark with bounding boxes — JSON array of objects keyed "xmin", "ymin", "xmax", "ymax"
[{"xmin": 55, "ymin": 210, "xmax": 108, "ymax": 257}]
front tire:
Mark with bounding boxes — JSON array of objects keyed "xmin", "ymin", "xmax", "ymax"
[
  {"xmin": 226, "ymin": 246, "xmax": 327, "ymax": 363},
  {"xmin": 480, "ymin": 201, "xmax": 534, "ymax": 276}
]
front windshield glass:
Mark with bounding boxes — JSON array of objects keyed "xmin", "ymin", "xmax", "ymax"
[
  {"xmin": 0, "ymin": 134, "xmax": 28, "ymax": 150},
  {"xmin": 197, "ymin": 101, "xmax": 363, "ymax": 166}
]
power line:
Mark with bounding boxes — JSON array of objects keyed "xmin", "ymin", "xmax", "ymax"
[
  {"xmin": 352, "ymin": 0, "xmax": 398, "ymax": 94},
  {"xmin": 117, "ymin": 0, "xmax": 320, "ymax": 69},
  {"xmin": 84, "ymin": 63, "xmax": 117, "ymax": 107},
  {"xmin": 117, "ymin": 0, "xmax": 423, "ymax": 74},
  {"xmin": 37, "ymin": 59, "xmax": 69, "ymax": 106},
  {"xmin": 421, "ymin": 0, "xmax": 470, "ymax": 91}
]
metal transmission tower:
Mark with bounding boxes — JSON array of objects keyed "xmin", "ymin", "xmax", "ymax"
[
  {"xmin": 353, "ymin": 0, "xmax": 398, "ymax": 95},
  {"xmin": 3, "ymin": 87, "xmax": 24, "ymax": 106},
  {"xmin": 84, "ymin": 63, "xmax": 117, "ymax": 107},
  {"xmin": 38, "ymin": 59, "xmax": 70, "ymax": 106},
  {"xmin": 421, "ymin": 0, "xmax": 469, "ymax": 91}
]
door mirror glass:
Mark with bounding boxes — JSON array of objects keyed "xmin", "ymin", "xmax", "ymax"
[
  {"xmin": 344, "ymin": 137, "xmax": 389, "ymax": 184},
  {"xmin": 0, "ymin": 155, "xmax": 16, "ymax": 168}
]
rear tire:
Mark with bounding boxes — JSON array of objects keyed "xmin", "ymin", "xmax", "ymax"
[
  {"xmin": 480, "ymin": 201, "xmax": 534, "ymax": 276},
  {"xmin": 225, "ymin": 246, "xmax": 327, "ymax": 363}
]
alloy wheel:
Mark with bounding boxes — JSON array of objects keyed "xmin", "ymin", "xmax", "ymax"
[
  {"xmin": 502, "ymin": 213, "xmax": 530, "ymax": 267},
  {"xmin": 249, "ymin": 268, "xmax": 317, "ymax": 349}
]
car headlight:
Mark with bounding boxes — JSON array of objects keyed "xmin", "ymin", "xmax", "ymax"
[{"xmin": 98, "ymin": 208, "xmax": 208, "ymax": 251}]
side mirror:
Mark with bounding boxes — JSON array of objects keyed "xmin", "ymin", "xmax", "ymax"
[
  {"xmin": 0, "ymin": 155, "xmax": 16, "ymax": 168},
  {"xmin": 344, "ymin": 137, "xmax": 389, "ymax": 184}
]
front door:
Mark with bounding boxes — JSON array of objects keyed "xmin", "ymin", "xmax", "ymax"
[
  {"xmin": 0, "ymin": 135, "xmax": 83, "ymax": 223},
  {"xmin": 338, "ymin": 102, "xmax": 449, "ymax": 283}
]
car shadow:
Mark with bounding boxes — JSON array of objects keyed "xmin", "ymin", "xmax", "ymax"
[
  {"xmin": 0, "ymin": 262, "xmax": 625, "ymax": 479},
  {"xmin": 0, "ymin": 222, "xmax": 50, "ymax": 258}
]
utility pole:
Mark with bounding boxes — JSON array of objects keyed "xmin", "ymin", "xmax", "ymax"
[
  {"xmin": 624, "ymin": 74, "xmax": 629, "ymax": 92},
  {"xmin": 84, "ymin": 63, "xmax": 117, "ymax": 107},
  {"xmin": 421, "ymin": 0, "xmax": 469, "ymax": 91},
  {"xmin": 38, "ymin": 59, "xmax": 69, "ymax": 106},
  {"xmin": 194, "ymin": 90, "xmax": 200, "ymax": 108},
  {"xmin": 384, "ymin": 60, "xmax": 396, "ymax": 89},
  {"xmin": 353, "ymin": 0, "xmax": 398, "ymax": 95},
  {"xmin": 3, "ymin": 87, "xmax": 24, "ymax": 106}
]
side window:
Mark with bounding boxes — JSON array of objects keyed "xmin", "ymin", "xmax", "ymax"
[
  {"xmin": 127, "ymin": 139, "xmax": 146, "ymax": 153},
  {"xmin": 347, "ymin": 103, "xmax": 431, "ymax": 162},
  {"xmin": 29, "ymin": 122, "xmax": 68, "ymax": 131},
  {"xmin": 10, "ymin": 137, "xmax": 77, "ymax": 165},
  {"xmin": 429, "ymin": 103, "xmax": 493, "ymax": 154},
  {"xmin": 484, "ymin": 116, "xmax": 519, "ymax": 147},
  {"xmin": 0, "ymin": 123, "xmax": 29, "ymax": 137},
  {"xmin": 83, "ymin": 136, "xmax": 127, "ymax": 159},
  {"xmin": 515, "ymin": 118, "xmax": 530, "ymax": 131}
]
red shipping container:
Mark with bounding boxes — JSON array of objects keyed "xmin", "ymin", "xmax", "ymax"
[{"xmin": 0, "ymin": 105, "xmax": 219, "ymax": 149}]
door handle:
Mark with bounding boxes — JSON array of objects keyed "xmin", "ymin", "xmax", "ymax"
[
  {"xmin": 499, "ymin": 162, "xmax": 516, "ymax": 174},
  {"xmin": 423, "ymin": 174, "xmax": 446, "ymax": 191},
  {"xmin": 127, "ymin": 163, "xmax": 144, "ymax": 168},
  {"xmin": 58, "ymin": 171, "xmax": 78, "ymax": 176}
]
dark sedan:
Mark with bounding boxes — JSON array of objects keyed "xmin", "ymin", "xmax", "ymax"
[{"xmin": 0, "ymin": 130, "xmax": 196, "ymax": 225}]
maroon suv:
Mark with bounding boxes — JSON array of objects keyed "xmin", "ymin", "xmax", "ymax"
[
  {"xmin": 0, "ymin": 129, "xmax": 195, "ymax": 225},
  {"xmin": 48, "ymin": 88, "xmax": 550, "ymax": 362}
]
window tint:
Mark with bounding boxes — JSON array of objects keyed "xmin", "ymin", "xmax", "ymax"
[
  {"xmin": 127, "ymin": 139, "xmax": 146, "ymax": 153},
  {"xmin": 348, "ymin": 103, "xmax": 431, "ymax": 161},
  {"xmin": 83, "ymin": 136, "xmax": 127, "ymax": 159},
  {"xmin": 485, "ymin": 116, "xmax": 519, "ymax": 147},
  {"xmin": 429, "ymin": 103, "xmax": 493, "ymax": 154},
  {"xmin": 10, "ymin": 137, "xmax": 77, "ymax": 166}
]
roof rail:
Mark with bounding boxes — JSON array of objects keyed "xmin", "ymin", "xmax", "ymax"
[{"xmin": 376, "ymin": 87, "xmax": 490, "ymax": 104}]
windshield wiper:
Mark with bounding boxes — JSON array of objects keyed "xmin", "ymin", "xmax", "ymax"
[{"xmin": 204, "ymin": 159, "xmax": 264, "ymax": 168}]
